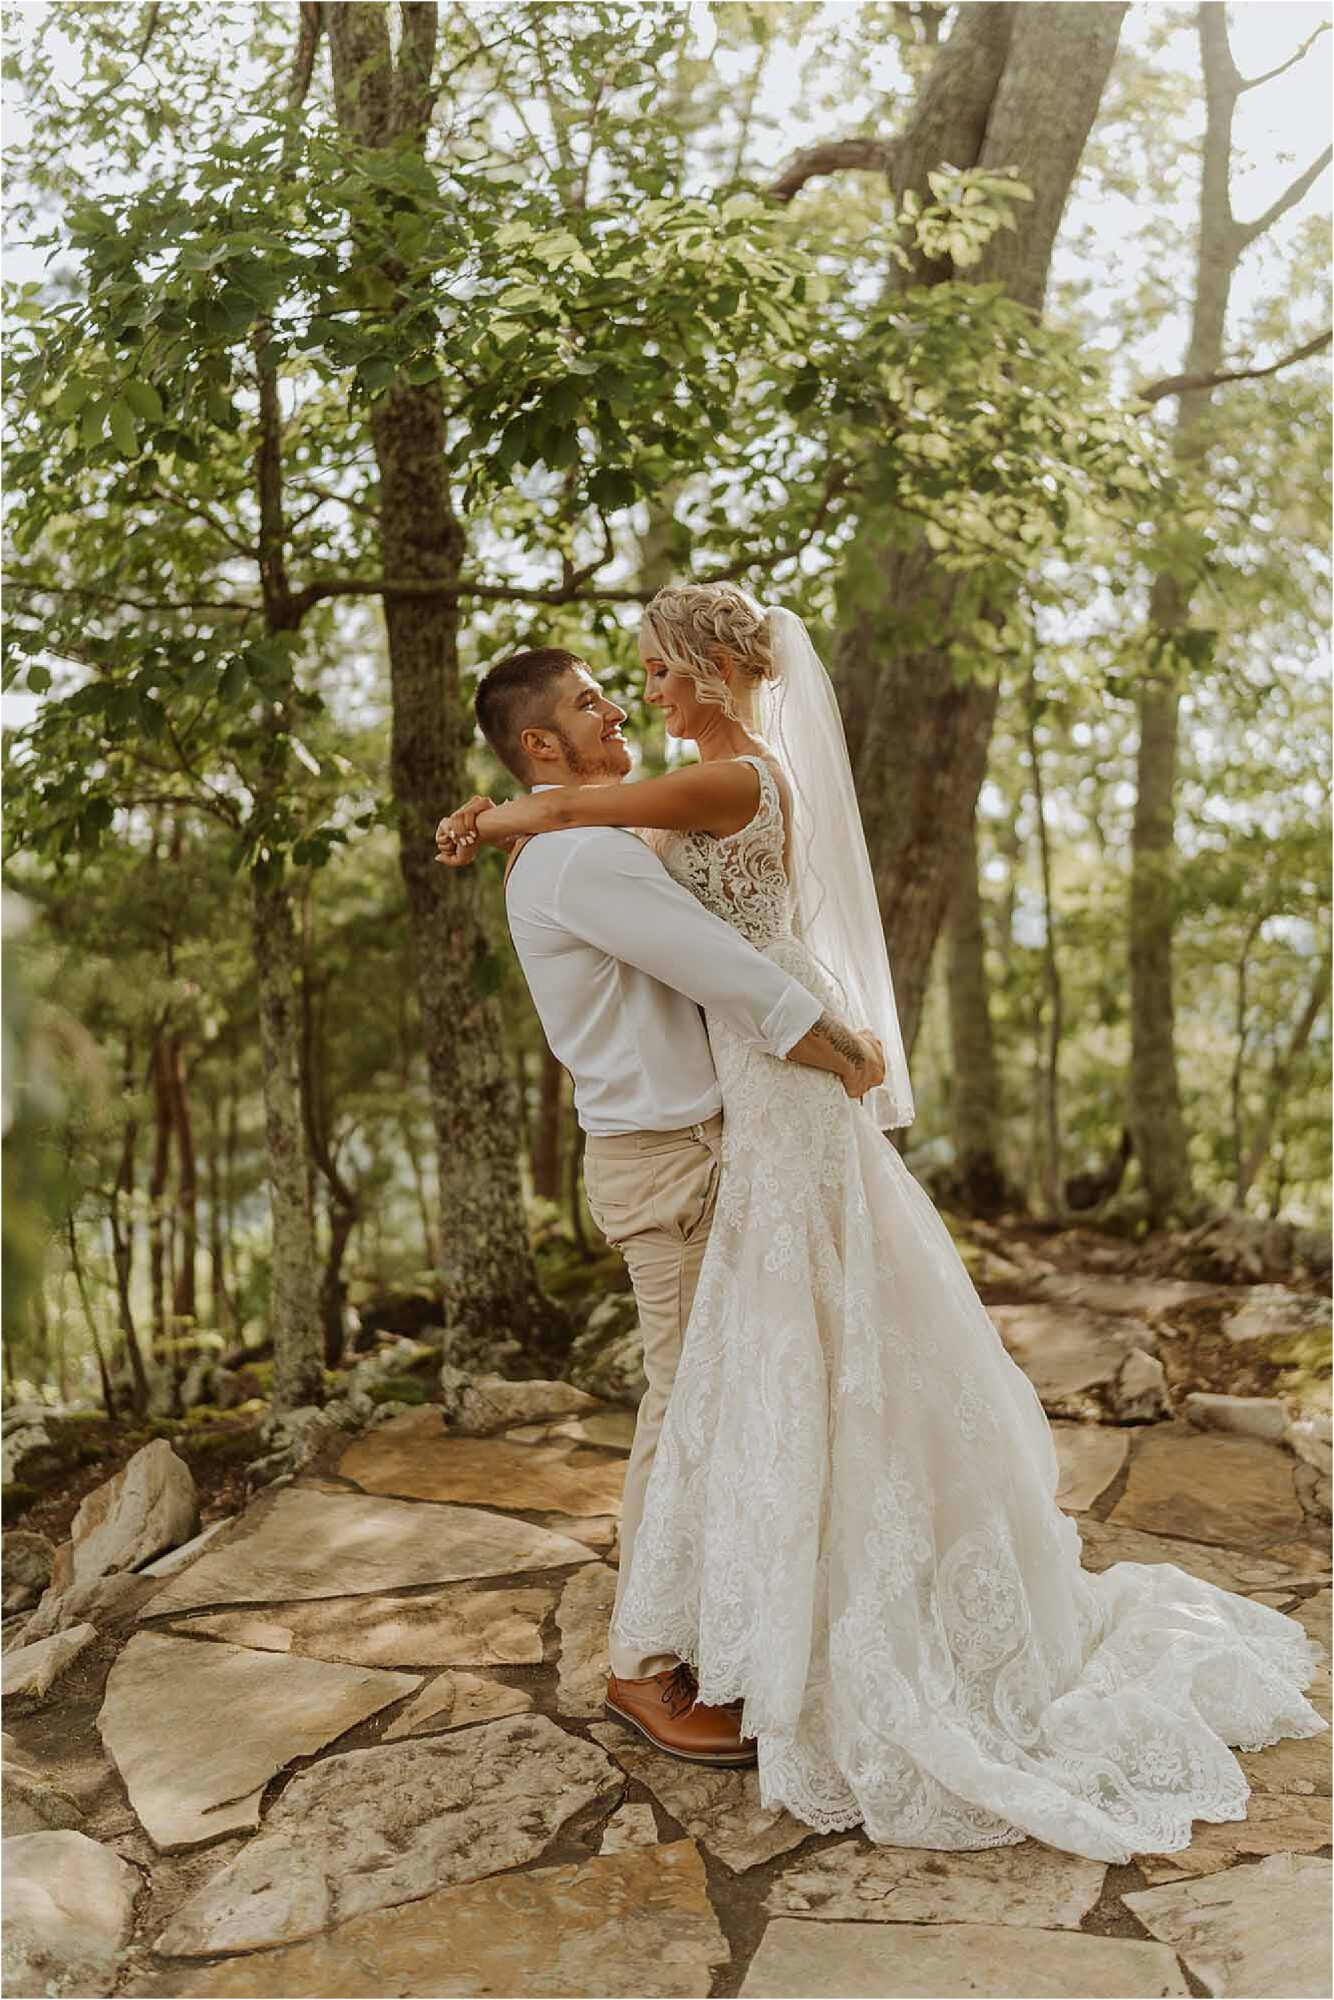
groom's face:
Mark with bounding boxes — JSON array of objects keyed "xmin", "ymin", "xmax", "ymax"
[{"xmin": 538, "ymin": 666, "xmax": 632, "ymax": 782}]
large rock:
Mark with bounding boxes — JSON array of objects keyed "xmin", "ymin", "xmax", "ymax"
[
  {"xmin": 166, "ymin": 1581, "xmax": 555, "ymax": 1668},
  {"xmin": 588, "ymin": 1721, "xmax": 809, "ymax": 1873},
  {"xmin": 1109, "ymin": 1426, "xmax": 1307, "ymax": 1546},
  {"xmin": 98, "ymin": 1631, "xmax": 421, "ymax": 1850},
  {"xmin": 738, "ymin": 1918, "xmax": 1190, "ymax": 1998},
  {"xmin": 1134, "ymin": 1793, "xmax": 1332, "ymax": 1884},
  {"xmin": 155, "ymin": 1840, "xmax": 726, "ymax": 1999},
  {"xmin": 141, "ymin": 1484, "xmax": 593, "ymax": 1616},
  {"xmin": 1, "ymin": 1621, "xmax": 97, "ymax": 1699},
  {"xmin": 1184, "ymin": 1393, "xmax": 1291, "ymax": 1444},
  {"xmin": 1124, "ymin": 1852, "xmax": 1333, "ymax": 1997},
  {"xmin": 441, "ymin": 1372, "xmax": 601, "ymax": 1436},
  {"xmin": 1, "ymin": 1732, "xmax": 84, "ymax": 1834},
  {"xmin": 339, "ymin": 1415, "xmax": 626, "ymax": 1516},
  {"xmin": 568, "ymin": 1295, "xmax": 649, "ymax": 1408},
  {"xmin": 764, "ymin": 1837, "xmax": 1106, "ymax": 1928},
  {"xmin": 21, "ymin": 1564, "xmax": 162, "ymax": 1643},
  {"xmin": 380, "ymin": 1669, "xmax": 533, "ymax": 1739},
  {"xmin": 138, "ymin": 1516, "xmax": 236, "ymax": 1578},
  {"xmin": 1223, "ymin": 1286, "xmax": 1331, "ymax": 1345},
  {"xmin": 0, "ymin": 1415, "xmax": 59, "ymax": 1488},
  {"xmin": 599, "ymin": 1801, "xmax": 660, "ymax": 1854},
  {"xmin": 65, "ymin": 1436, "xmax": 198, "ymax": 1590},
  {"xmin": 1, "ymin": 1829, "xmax": 139, "ymax": 1998},
  {"xmin": 1051, "ymin": 1422, "xmax": 1130, "ymax": 1512},
  {"xmin": 987, "ymin": 1302, "xmax": 1153, "ymax": 1418},
  {"xmin": 1286, "ymin": 1413, "xmax": 1333, "ymax": 1477},
  {"xmin": 1, "ymin": 1529, "xmax": 56, "ymax": 1612},
  {"xmin": 1107, "ymin": 1346, "xmax": 1170, "ymax": 1421},
  {"xmin": 1073, "ymin": 1517, "xmax": 1327, "ymax": 1594},
  {"xmin": 154, "ymin": 1713, "xmax": 621, "ymax": 1955},
  {"xmin": 555, "ymin": 1561, "xmax": 618, "ymax": 1717}
]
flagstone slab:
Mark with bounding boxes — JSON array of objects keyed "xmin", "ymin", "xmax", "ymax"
[
  {"xmin": 987, "ymin": 1302, "xmax": 1148, "ymax": 1407},
  {"xmin": 599, "ymin": 1801, "xmax": 660, "ymax": 1853},
  {"xmin": 138, "ymin": 1518, "xmax": 236, "ymax": 1578},
  {"xmin": 1031, "ymin": 1273, "xmax": 1226, "ymax": 1320},
  {"xmin": 1050, "ymin": 1421, "xmax": 1130, "ymax": 1512},
  {"xmin": 1072, "ymin": 1517, "xmax": 1320, "ymax": 1595},
  {"xmin": 550, "ymin": 1409, "xmax": 638, "ymax": 1451},
  {"xmin": 737, "ymin": 1918, "xmax": 1190, "ymax": 1998},
  {"xmin": 764, "ymin": 1836, "xmax": 1105, "ymax": 1928},
  {"xmin": 1223, "ymin": 1286, "xmax": 1332, "ymax": 1345},
  {"xmin": 140, "ymin": 1486, "xmax": 592, "ymax": 1616},
  {"xmin": 1124, "ymin": 1852, "xmax": 1333, "ymax": 1997},
  {"xmin": 166, "ymin": 1580, "xmax": 555, "ymax": 1667},
  {"xmin": 1109, "ymin": 1428, "xmax": 1306, "ymax": 1545},
  {"xmin": 1, "ymin": 1732, "xmax": 85, "ymax": 1834},
  {"xmin": 381, "ymin": 1669, "xmax": 533, "ymax": 1739},
  {"xmin": 1237, "ymin": 1719, "xmax": 1333, "ymax": 1796},
  {"xmin": 156, "ymin": 1838, "xmax": 726, "ymax": 1998},
  {"xmin": 588, "ymin": 1721, "xmax": 808, "ymax": 1872},
  {"xmin": 2, "ymin": 1830, "xmax": 139, "ymax": 1999},
  {"xmin": 556, "ymin": 1561, "xmax": 617, "ymax": 1716},
  {"xmin": 1134, "ymin": 1792, "xmax": 1333, "ymax": 1882},
  {"xmin": 98, "ymin": 1631, "xmax": 421, "ymax": 1850},
  {"xmin": 154, "ymin": 1713, "xmax": 621, "ymax": 1956},
  {"xmin": 2, "ymin": 1621, "xmax": 97, "ymax": 1699},
  {"xmin": 550, "ymin": 1512, "xmax": 619, "ymax": 1551},
  {"xmin": 339, "ymin": 1426, "xmax": 626, "ymax": 1516}
]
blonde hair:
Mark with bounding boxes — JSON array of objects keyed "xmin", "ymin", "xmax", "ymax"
[{"xmin": 637, "ymin": 582, "xmax": 776, "ymax": 723}]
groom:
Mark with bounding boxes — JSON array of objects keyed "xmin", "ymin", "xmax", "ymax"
[{"xmin": 437, "ymin": 646, "xmax": 884, "ymax": 1766}]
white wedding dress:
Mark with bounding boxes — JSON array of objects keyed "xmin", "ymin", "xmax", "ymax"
[{"xmin": 612, "ymin": 753, "xmax": 1329, "ymax": 1861}]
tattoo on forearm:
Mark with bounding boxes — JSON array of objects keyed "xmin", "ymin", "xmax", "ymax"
[{"xmin": 812, "ymin": 1013, "xmax": 865, "ymax": 1068}]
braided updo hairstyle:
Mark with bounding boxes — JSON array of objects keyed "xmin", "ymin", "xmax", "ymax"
[{"xmin": 637, "ymin": 582, "xmax": 777, "ymax": 723}]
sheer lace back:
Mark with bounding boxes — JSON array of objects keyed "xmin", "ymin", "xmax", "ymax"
[{"xmin": 651, "ymin": 754, "xmax": 794, "ymax": 949}]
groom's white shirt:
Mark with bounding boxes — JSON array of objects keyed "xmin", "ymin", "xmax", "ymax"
[{"xmin": 505, "ymin": 785, "xmax": 822, "ymax": 1136}]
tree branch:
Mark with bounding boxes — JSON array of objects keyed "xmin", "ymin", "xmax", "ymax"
[
  {"xmin": 1238, "ymin": 20, "xmax": 1330, "ymax": 93},
  {"xmin": 1237, "ymin": 144, "xmax": 1333, "ymax": 248},
  {"xmin": 289, "ymin": 2, "xmax": 322, "ymax": 111},
  {"xmin": 767, "ymin": 137, "xmax": 899, "ymax": 205},
  {"xmin": 1136, "ymin": 325, "xmax": 1333, "ymax": 404}
]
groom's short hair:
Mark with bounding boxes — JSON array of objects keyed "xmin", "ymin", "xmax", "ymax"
[{"xmin": 475, "ymin": 647, "xmax": 583, "ymax": 782}]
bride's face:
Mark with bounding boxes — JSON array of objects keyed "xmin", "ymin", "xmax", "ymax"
[{"xmin": 642, "ymin": 655, "xmax": 718, "ymax": 740}]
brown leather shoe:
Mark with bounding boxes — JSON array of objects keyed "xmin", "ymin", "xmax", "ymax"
[{"xmin": 605, "ymin": 1663, "xmax": 757, "ymax": 1766}]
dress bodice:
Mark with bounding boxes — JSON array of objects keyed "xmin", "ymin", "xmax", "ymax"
[{"xmin": 651, "ymin": 754, "xmax": 795, "ymax": 950}]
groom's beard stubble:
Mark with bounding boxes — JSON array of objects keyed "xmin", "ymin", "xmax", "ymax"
[{"xmin": 551, "ymin": 725, "xmax": 626, "ymax": 782}]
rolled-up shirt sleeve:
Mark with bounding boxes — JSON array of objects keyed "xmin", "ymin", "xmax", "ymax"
[{"xmin": 552, "ymin": 831, "xmax": 822, "ymax": 1057}]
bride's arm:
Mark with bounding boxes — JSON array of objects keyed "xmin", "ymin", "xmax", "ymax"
[{"xmin": 441, "ymin": 761, "xmax": 762, "ymax": 856}]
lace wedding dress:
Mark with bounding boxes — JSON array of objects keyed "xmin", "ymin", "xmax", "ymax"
[{"xmin": 613, "ymin": 753, "xmax": 1329, "ymax": 1861}]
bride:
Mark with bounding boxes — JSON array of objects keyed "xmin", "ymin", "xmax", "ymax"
[{"xmin": 443, "ymin": 580, "xmax": 1327, "ymax": 1862}]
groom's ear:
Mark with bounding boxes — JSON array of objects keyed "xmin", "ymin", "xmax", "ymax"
[{"xmin": 518, "ymin": 724, "xmax": 560, "ymax": 773}]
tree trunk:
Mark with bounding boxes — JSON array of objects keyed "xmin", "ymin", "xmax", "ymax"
[
  {"xmin": 1233, "ymin": 958, "xmax": 1331, "ymax": 1209},
  {"xmin": 148, "ymin": 1026, "xmax": 172, "ymax": 1372},
  {"xmin": 252, "ymin": 877, "xmax": 325, "ymax": 1407},
  {"xmin": 323, "ymin": 1, "xmax": 566, "ymax": 1363},
  {"xmin": 1025, "ymin": 665, "xmax": 1065, "ymax": 1219},
  {"xmin": 109, "ymin": 1033, "xmax": 151, "ymax": 1415},
  {"xmin": 167, "ymin": 1030, "xmax": 198, "ymax": 1328},
  {"xmin": 1128, "ymin": 3, "xmax": 1256, "ymax": 1226},
  {"xmin": 944, "ymin": 810, "xmax": 1014, "ymax": 1214},
  {"xmin": 834, "ymin": 3, "xmax": 1127, "ymax": 1057},
  {"xmin": 532, "ymin": 1044, "xmax": 564, "ymax": 1203},
  {"xmin": 66, "ymin": 1208, "xmax": 116, "ymax": 1418}
]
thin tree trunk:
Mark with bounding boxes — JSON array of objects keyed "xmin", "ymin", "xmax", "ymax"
[
  {"xmin": 833, "ymin": 3, "xmax": 1127, "ymax": 1057},
  {"xmin": 65, "ymin": 1209, "xmax": 116, "ymax": 1417},
  {"xmin": 1128, "ymin": 4, "xmax": 1327, "ymax": 1222},
  {"xmin": 945, "ymin": 809, "xmax": 1014, "ymax": 1214},
  {"xmin": 323, "ymin": 1, "xmax": 565, "ymax": 1363},
  {"xmin": 148, "ymin": 1026, "xmax": 172, "ymax": 1371},
  {"xmin": 1024, "ymin": 665, "xmax": 1064, "ymax": 1219},
  {"xmin": 109, "ymin": 1032, "xmax": 151, "ymax": 1415},
  {"xmin": 253, "ymin": 876, "xmax": 324, "ymax": 1406},
  {"xmin": 532, "ymin": 1043, "xmax": 564, "ymax": 1203},
  {"xmin": 168, "ymin": 1031, "xmax": 198, "ymax": 1327},
  {"xmin": 1233, "ymin": 958, "xmax": 1331, "ymax": 1208}
]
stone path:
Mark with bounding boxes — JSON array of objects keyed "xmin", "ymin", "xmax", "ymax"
[{"xmin": 1, "ymin": 1322, "xmax": 1330, "ymax": 1999}]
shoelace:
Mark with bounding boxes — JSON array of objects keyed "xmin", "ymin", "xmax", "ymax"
[{"xmin": 658, "ymin": 1662, "xmax": 698, "ymax": 1717}]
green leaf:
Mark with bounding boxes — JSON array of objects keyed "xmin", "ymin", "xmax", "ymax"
[
  {"xmin": 80, "ymin": 399, "xmax": 108, "ymax": 447},
  {"xmin": 25, "ymin": 664, "xmax": 51, "ymax": 694},
  {"xmin": 53, "ymin": 378, "xmax": 94, "ymax": 421},
  {"xmin": 108, "ymin": 401, "xmax": 139, "ymax": 457},
  {"xmin": 122, "ymin": 378, "xmax": 165, "ymax": 423}
]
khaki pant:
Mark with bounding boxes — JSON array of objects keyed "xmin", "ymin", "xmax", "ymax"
[{"xmin": 583, "ymin": 1112, "xmax": 723, "ymax": 1680}]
